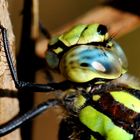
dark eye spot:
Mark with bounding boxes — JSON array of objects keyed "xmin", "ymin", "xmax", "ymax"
[
  {"xmin": 97, "ymin": 25, "xmax": 107, "ymax": 35},
  {"xmin": 80, "ymin": 63, "xmax": 90, "ymax": 67}
]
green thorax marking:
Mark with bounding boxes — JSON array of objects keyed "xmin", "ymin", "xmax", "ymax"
[
  {"xmin": 110, "ymin": 91, "xmax": 140, "ymax": 113},
  {"xmin": 73, "ymin": 88, "xmax": 140, "ymax": 139},
  {"xmin": 79, "ymin": 106, "xmax": 133, "ymax": 140}
]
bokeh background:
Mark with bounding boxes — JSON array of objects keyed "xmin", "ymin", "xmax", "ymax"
[{"xmin": 8, "ymin": 0, "xmax": 140, "ymax": 140}]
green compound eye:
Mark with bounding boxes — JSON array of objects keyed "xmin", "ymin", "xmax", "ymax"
[{"xmin": 46, "ymin": 24, "xmax": 128, "ymax": 83}]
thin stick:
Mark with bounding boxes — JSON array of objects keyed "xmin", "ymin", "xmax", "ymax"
[{"xmin": 0, "ymin": 0, "xmax": 20, "ymax": 140}]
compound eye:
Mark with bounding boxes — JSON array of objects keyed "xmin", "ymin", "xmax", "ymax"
[
  {"xmin": 45, "ymin": 50, "xmax": 59, "ymax": 69},
  {"xmin": 97, "ymin": 25, "xmax": 108, "ymax": 35}
]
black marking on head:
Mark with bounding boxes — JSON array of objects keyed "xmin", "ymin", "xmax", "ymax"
[
  {"xmin": 97, "ymin": 25, "xmax": 108, "ymax": 35},
  {"xmin": 80, "ymin": 63, "xmax": 90, "ymax": 67}
]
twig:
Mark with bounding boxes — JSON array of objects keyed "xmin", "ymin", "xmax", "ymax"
[
  {"xmin": 17, "ymin": 0, "xmax": 45, "ymax": 139},
  {"xmin": 0, "ymin": 0, "xmax": 20, "ymax": 140}
]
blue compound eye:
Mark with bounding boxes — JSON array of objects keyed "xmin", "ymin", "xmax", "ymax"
[
  {"xmin": 111, "ymin": 41, "xmax": 128, "ymax": 74},
  {"xmin": 59, "ymin": 44, "xmax": 126, "ymax": 83}
]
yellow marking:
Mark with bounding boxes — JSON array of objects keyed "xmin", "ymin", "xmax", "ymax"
[
  {"xmin": 86, "ymin": 86, "xmax": 91, "ymax": 92},
  {"xmin": 79, "ymin": 106, "xmax": 133, "ymax": 140},
  {"xmin": 74, "ymin": 95, "xmax": 86, "ymax": 109},
  {"xmin": 53, "ymin": 47, "xmax": 63, "ymax": 54},
  {"xmin": 107, "ymin": 41, "xmax": 113, "ymax": 48},
  {"xmin": 90, "ymin": 135, "xmax": 96, "ymax": 140},
  {"xmin": 92, "ymin": 95, "xmax": 101, "ymax": 101},
  {"xmin": 94, "ymin": 81, "xmax": 105, "ymax": 85},
  {"xmin": 110, "ymin": 91, "xmax": 140, "ymax": 113},
  {"xmin": 104, "ymin": 33, "xmax": 109, "ymax": 41}
]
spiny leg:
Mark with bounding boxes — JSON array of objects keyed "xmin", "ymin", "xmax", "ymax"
[
  {"xmin": 0, "ymin": 99, "xmax": 60, "ymax": 137},
  {"xmin": 39, "ymin": 22, "xmax": 51, "ymax": 39},
  {"xmin": 0, "ymin": 26, "xmax": 71, "ymax": 92}
]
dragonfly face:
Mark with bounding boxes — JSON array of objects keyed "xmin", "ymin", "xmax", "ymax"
[{"xmin": 46, "ymin": 24, "xmax": 128, "ymax": 83}]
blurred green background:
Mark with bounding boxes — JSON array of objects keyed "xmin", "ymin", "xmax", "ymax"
[{"xmin": 8, "ymin": 0, "xmax": 140, "ymax": 140}]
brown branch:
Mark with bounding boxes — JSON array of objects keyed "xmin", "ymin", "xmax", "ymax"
[
  {"xmin": 31, "ymin": 0, "xmax": 39, "ymax": 39},
  {"xmin": 0, "ymin": 0, "xmax": 20, "ymax": 140},
  {"xmin": 17, "ymin": 0, "xmax": 44, "ymax": 139}
]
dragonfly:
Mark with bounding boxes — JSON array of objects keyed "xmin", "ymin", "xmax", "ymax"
[{"xmin": 0, "ymin": 24, "xmax": 140, "ymax": 140}]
